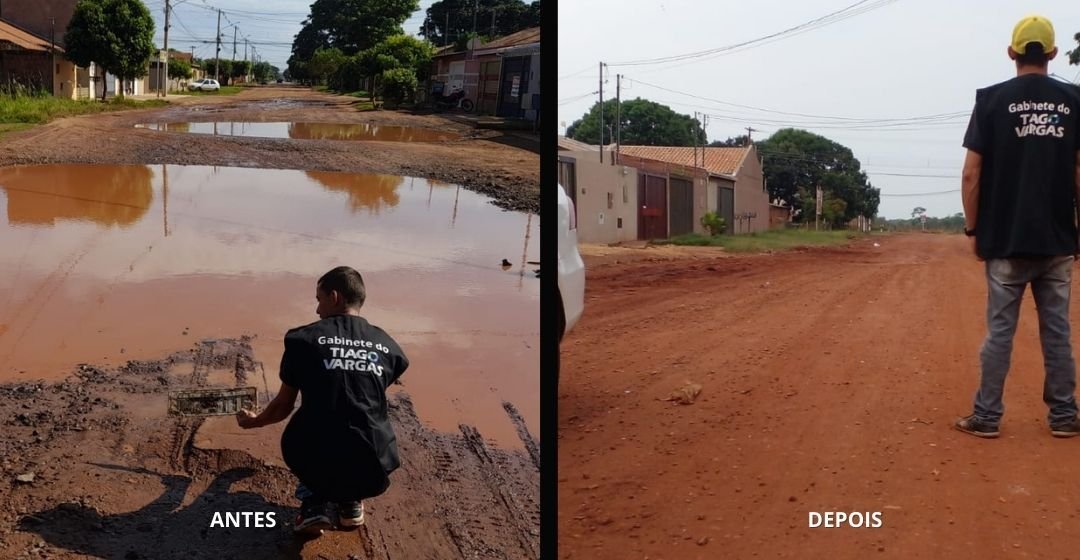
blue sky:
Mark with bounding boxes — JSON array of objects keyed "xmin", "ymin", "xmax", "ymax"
[
  {"xmin": 147, "ymin": 0, "xmax": 436, "ymax": 73},
  {"xmin": 559, "ymin": 0, "xmax": 1080, "ymax": 219}
]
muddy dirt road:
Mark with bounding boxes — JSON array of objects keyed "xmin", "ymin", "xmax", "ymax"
[
  {"xmin": 0, "ymin": 338, "xmax": 539, "ymax": 559},
  {"xmin": 559, "ymin": 234, "xmax": 1080, "ymax": 558},
  {"xmin": 0, "ymin": 87, "xmax": 538, "ymax": 213},
  {"xmin": 0, "ymin": 87, "xmax": 539, "ymax": 558}
]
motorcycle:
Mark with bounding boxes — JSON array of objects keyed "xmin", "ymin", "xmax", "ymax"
[{"xmin": 433, "ymin": 88, "xmax": 474, "ymax": 112}]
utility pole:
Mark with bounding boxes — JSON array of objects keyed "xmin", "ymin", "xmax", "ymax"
[
  {"xmin": 615, "ymin": 73, "xmax": 621, "ymax": 165},
  {"xmin": 244, "ymin": 39, "xmax": 249, "ymax": 82},
  {"xmin": 214, "ymin": 9, "xmax": 222, "ymax": 82},
  {"xmin": 444, "ymin": 10, "xmax": 449, "ymax": 47},
  {"xmin": 598, "ymin": 62, "xmax": 604, "ymax": 163},
  {"xmin": 490, "ymin": 7, "xmax": 497, "ymax": 37},
  {"xmin": 693, "ymin": 112, "xmax": 699, "ymax": 167},
  {"xmin": 745, "ymin": 126, "xmax": 757, "ymax": 145},
  {"xmin": 161, "ymin": 0, "xmax": 169, "ymax": 96},
  {"xmin": 232, "ymin": 25, "xmax": 237, "ymax": 62},
  {"xmin": 473, "ymin": 0, "xmax": 477, "ymax": 35}
]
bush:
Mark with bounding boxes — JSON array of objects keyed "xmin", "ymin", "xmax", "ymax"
[
  {"xmin": 700, "ymin": 211, "xmax": 727, "ymax": 237},
  {"xmin": 380, "ymin": 68, "xmax": 418, "ymax": 105}
]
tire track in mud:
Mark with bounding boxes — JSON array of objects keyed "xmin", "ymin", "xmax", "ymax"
[{"xmin": 0, "ymin": 231, "xmax": 105, "ymax": 368}]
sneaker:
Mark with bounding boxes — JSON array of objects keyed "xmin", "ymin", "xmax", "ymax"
[
  {"xmin": 953, "ymin": 415, "xmax": 1000, "ymax": 438},
  {"xmin": 293, "ymin": 499, "xmax": 331, "ymax": 536},
  {"xmin": 1050, "ymin": 418, "xmax": 1080, "ymax": 438},
  {"xmin": 335, "ymin": 501, "xmax": 364, "ymax": 528}
]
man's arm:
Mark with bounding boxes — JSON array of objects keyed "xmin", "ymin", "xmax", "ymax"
[
  {"xmin": 962, "ymin": 149, "xmax": 982, "ymax": 230},
  {"xmin": 237, "ymin": 383, "xmax": 299, "ymax": 429}
]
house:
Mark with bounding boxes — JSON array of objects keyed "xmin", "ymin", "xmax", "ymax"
[
  {"xmin": 558, "ymin": 136, "xmax": 639, "ymax": 245},
  {"xmin": 429, "ymin": 27, "xmax": 540, "ymax": 121},
  {"xmin": 0, "ymin": 17, "xmax": 77, "ymax": 98},
  {"xmin": 471, "ymin": 27, "xmax": 539, "ymax": 121},
  {"xmin": 1, "ymin": 0, "xmax": 147, "ymax": 98},
  {"xmin": 617, "ymin": 145, "xmax": 771, "ymax": 237}
]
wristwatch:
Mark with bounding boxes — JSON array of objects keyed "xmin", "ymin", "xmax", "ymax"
[{"xmin": 964, "ymin": 228, "xmax": 976, "ymax": 237}]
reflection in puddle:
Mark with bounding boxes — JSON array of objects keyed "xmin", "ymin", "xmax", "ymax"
[
  {"xmin": 0, "ymin": 164, "xmax": 538, "ymax": 444},
  {"xmin": 137, "ymin": 122, "xmax": 460, "ymax": 142}
]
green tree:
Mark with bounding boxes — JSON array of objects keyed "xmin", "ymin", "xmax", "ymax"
[
  {"xmin": 308, "ymin": 48, "xmax": 347, "ymax": 85},
  {"xmin": 566, "ymin": 98, "xmax": 706, "ymax": 147},
  {"xmin": 168, "ymin": 58, "xmax": 192, "ymax": 80},
  {"xmin": 709, "ymin": 135, "xmax": 750, "ymax": 147},
  {"xmin": 202, "ymin": 59, "xmax": 233, "ymax": 84},
  {"xmin": 355, "ymin": 35, "xmax": 434, "ymax": 103},
  {"xmin": 381, "ymin": 67, "xmax": 418, "ymax": 104},
  {"xmin": 421, "ymin": 0, "xmax": 539, "ymax": 46},
  {"xmin": 252, "ymin": 61, "xmax": 277, "ymax": 83},
  {"xmin": 231, "ymin": 60, "xmax": 252, "ymax": 81},
  {"xmin": 297, "ymin": 0, "xmax": 417, "ymax": 57},
  {"xmin": 64, "ymin": 0, "xmax": 155, "ymax": 100},
  {"xmin": 756, "ymin": 128, "xmax": 880, "ymax": 222}
]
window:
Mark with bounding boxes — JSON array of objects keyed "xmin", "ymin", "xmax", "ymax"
[
  {"xmin": 558, "ymin": 157, "xmax": 578, "ymax": 222},
  {"xmin": 607, "ymin": 192, "xmax": 613, "ymax": 209}
]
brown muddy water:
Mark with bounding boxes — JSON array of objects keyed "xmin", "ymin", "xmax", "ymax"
[
  {"xmin": 137, "ymin": 122, "xmax": 461, "ymax": 142},
  {"xmin": 0, "ymin": 164, "xmax": 538, "ymax": 445}
]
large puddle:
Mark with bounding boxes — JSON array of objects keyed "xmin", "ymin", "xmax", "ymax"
[
  {"xmin": 137, "ymin": 122, "xmax": 461, "ymax": 142},
  {"xmin": 0, "ymin": 164, "xmax": 538, "ymax": 445}
]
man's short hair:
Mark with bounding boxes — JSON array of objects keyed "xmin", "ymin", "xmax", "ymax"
[
  {"xmin": 1017, "ymin": 42, "xmax": 1049, "ymax": 67},
  {"xmin": 318, "ymin": 266, "xmax": 366, "ymax": 307}
]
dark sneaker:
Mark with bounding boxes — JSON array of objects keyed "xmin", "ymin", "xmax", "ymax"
[
  {"xmin": 953, "ymin": 415, "xmax": 1000, "ymax": 438},
  {"xmin": 1050, "ymin": 418, "xmax": 1080, "ymax": 438},
  {"xmin": 293, "ymin": 499, "xmax": 331, "ymax": 536},
  {"xmin": 335, "ymin": 501, "xmax": 364, "ymax": 528}
]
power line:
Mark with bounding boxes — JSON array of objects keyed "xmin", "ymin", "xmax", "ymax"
[
  {"xmin": 609, "ymin": 0, "xmax": 898, "ymax": 67},
  {"xmin": 559, "ymin": 91, "xmax": 598, "ymax": 105},
  {"xmin": 625, "ymin": 77, "xmax": 966, "ymax": 124},
  {"xmin": 879, "ymin": 189, "xmax": 960, "ymax": 197}
]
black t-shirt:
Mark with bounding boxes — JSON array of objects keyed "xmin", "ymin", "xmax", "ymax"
[
  {"xmin": 278, "ymin": 314, "xmax": 409, "ymax": 500},
  {"xmin": 963, "ymin": 75, "xmax": 1080, "ymax": 259}
]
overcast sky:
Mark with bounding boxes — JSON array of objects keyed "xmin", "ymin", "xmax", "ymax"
[
  {"xmin": 146, "ymin": 0, "xmax": 435, "ymax": 75},
  {"xmin": 558, "ymin": 0, "xmax": 1080, "ymax": 219}
]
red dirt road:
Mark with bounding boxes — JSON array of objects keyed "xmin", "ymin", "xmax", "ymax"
[{"xmin": 559, "ymin": 233, "xmax": 1080, "ymax": 558}]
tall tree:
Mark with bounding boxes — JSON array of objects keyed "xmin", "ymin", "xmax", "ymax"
[
  {"xmin": 420, "ymin": 0, "xmax": 539, "ymax": 46},
  {"xmin": 64, "ymin": 0, "xmax": 155, "ymax": 100},
  {"xmin": 566, "ymin": 98, "xmax": 706, "ymax": 147},
  {"xmin": 756, "ymin": 128, "xmax": 880, "ymax": 221}
]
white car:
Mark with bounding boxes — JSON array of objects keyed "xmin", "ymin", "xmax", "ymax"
[
  {"xmin": 558, "ymin": 183, "xmax": 585, "ymax": 343},
  {"xmin": 187, "ymin": 79, "xmax": 221, "ymax": 92}
]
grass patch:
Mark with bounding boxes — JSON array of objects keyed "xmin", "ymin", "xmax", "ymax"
[
  {"xmin": 0, "ymin": 123, "xmax": 35, "ymax": 138},
  {"xmin": 182, "ymin": 86, "xmax": 243, "ymax": 96},
  {"xmin": 0, "ymin": 96, "xmax": 168, "ymax": 124},
  {"xmin": 661, "ymin": 229, "xmax": 858, "ymax": 252}
]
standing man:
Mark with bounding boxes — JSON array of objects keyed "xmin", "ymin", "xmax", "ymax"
[{"xmin": 955, "ymin": 14, "xmax": 1080, "ymax": 438}]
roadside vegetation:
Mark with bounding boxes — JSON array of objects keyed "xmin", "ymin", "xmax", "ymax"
[
  {"xmin": 181, "ymin": 86, "xmax": 244, "ymax": 96},
  {"xmin": 660, "ymin": 229, "xmax": 860, "ymax": 253},
  {"xmin": 0, "ymin": 94, "xmax": 166, "ymax": 126}
]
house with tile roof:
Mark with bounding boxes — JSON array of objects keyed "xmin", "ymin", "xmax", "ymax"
[
  {"xmin": 0, "ymin": 16, "xmax": 79, "ymax": 98},
  {"xmin": 616, "ymin": 145, "xmax": 771, "ymax": 238}
]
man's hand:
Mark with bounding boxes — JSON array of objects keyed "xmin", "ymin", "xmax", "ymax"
[
  {"xmin": 969, "ymin": 236, "xmax": 983, "ymax": 261},
  {"xmin": 236, "ymin": 409, "xmax": 259, "ymax": 429}
]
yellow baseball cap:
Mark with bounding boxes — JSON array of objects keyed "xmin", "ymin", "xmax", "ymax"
[{"xmin": 1011, "ymin": 14, "xmax": 1055, "ymax": 54}]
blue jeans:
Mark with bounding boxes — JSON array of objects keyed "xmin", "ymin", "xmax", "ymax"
[{"xmin": 974, "ymin": 256, "xmax": 1079, "ymax": 426}]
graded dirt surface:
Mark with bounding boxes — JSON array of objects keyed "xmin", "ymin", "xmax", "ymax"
[
  {"xmin": 0, "ymin": 338, "xmax": 539, "ymax": 559},
  {"xmin": 0, "ymin": 87, "xmax": 538, "ymax": 213},
  {"xmin": 559, "ymin": 233, "xmax": 1080, "ymax": 558}
]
